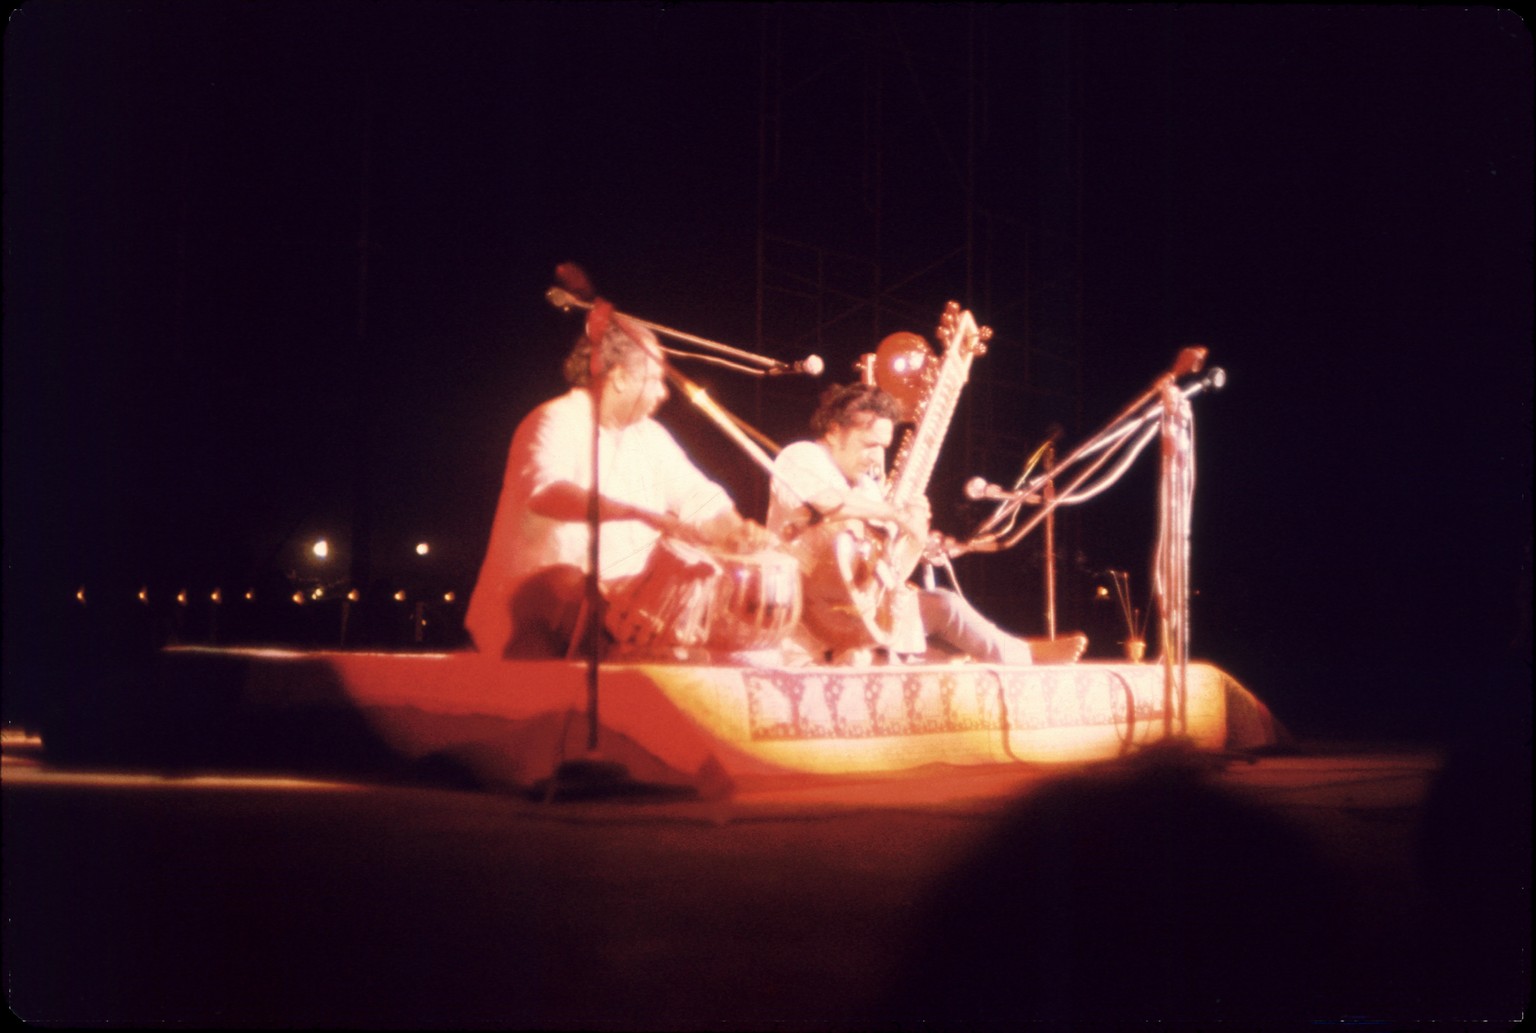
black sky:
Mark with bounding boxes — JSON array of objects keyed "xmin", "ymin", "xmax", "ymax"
[{"xmin": 4, "ymin": 2, "xmax": 1530, "ymax": 735}]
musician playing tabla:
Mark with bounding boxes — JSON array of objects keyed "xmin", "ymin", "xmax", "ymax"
[
  {"xmin": 768, "ymin": 383, "xmax": 1087, "ymax": 665},
  {"xmin": 465, "ymin": 319, "xmax": 761, "ymax": 659}
]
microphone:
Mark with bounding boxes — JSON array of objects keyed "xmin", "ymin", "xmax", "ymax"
[
  {"xmin": 963, "ymin": 477, "xmax": 1040, "ymax": 503},
  {"xmin": 767, "ymin": 354, "xmax": 824, "ymax": 377},
  {"xmin": 554, "ymin": 262, "xmax": 597, "ymax": 302},
  {"xmin": 546, "ymin": 286, "xmax": 586, "ymax": 312}
]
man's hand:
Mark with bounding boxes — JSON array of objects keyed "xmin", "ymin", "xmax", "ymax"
[
  {"xmin": 646, "ymin": 509, "xmax": 727, "ymax": 548},
  {"xmin": 922, "ymin": 531, "xmax": 960, "ymax": 564},
  {"xmin": 648, "ymin": 510, "xmax": 696, "ymax": 543},
  {"xmin": 893, "ymin": 496, "xmax": 931, "ymax": 545},
  {"xmin": 694, "ymin": 509, "xmax": 744, "ymax": 546},
  {"xmin": 695, "ymin": 510, "xmax": 775, "ymax": 553}
]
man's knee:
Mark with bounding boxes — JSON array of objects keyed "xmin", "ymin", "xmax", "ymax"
[
  {"xmin": 916, "ymin": 589, "xmax": 967, "ymax": 636},
  {"xmin": 506, "ymin": 565, "xmax": 588, "ymax": 658}
]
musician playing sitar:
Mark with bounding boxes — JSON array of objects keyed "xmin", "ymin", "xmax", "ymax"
[{"xmin": 768, "ymin": 383, "xmax": 1087, "ymax": 666}]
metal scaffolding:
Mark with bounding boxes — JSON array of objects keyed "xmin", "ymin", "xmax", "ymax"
[{"xmin": 752, "ymin": 5, "xmax": 1088, "ymax": 634}]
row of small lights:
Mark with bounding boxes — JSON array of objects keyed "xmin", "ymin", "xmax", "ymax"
[
  {"xmin": 72, "ymin": 586, "xmax": 460, "ymax": 605},
  {"xmin": 87, "ymin": 583, "xmax": 1116, "ymax": 606},
  {"xmin": 81, "ymin": 583, "xmax": 1116, "ymax": 607},
  {"xmin": 71, "ymin": 538, "xmax": 458, "ymax": 608}
]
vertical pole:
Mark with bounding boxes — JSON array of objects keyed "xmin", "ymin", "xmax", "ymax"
[
  {"xmin": 1156, "ymin": 380, "xmax": 1194, "ymax": 738},
  {"xmin": 586, "ymin": 417, "xmax": 601, "ymax": 751},
  {"xmin": 1159, "ymin": 391, "xmax": 1175, "ymax": 739},
  {"xmin": 350, "ymin": 38, "xmax": 376, "ymax": 595},
  {"xmin": 1042, "ymin": 444, "xmax": 1057, "ymax": 640},
  {"xmin": 1175, "ymin": 400, "xmax": 1193, "ymax": 734},
  {"xmin": 754, "ymin": 8, "xmax": 773, "ymax": 356},
  {"xmin": 585, "ymin": 317, "xmax": 607, "ymax": 753}
]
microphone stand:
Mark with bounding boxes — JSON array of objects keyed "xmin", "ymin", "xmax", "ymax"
[
  {"xmin": 959, "ymin": 357, "xmax": 1224, "ymax": 554},
  {"xmin": 585, "ymin": 365, "xmax": 603, "ymax": 745},
  {"xmin": 539, "ymin": 302, "xmax": 626, "ymax": 802},
  {"xmin": 549, "ymin": 284, "xmax": 811, "ymax": 463},
  {"xmin": 1155, "ymin": 377, "xmax": 1197, "ymax": 737},
  {"xmin": 946, "ymin": 350, "xmax": 1223, "ymax": 741},
  {"xmin": 1042, "ymin": 443, "xmax": 1057, "ymax": 640},
  {"xmin": 1022, "ymin": 347, "xmax": 1207, "ymax": 509},
  {"xmin": 569, "ymin": 333, "xmax": 767, "ymax": 796},
  {"xmin": 537, "ymin": 273, "xmax": 806, "ymax": 801},
  {"xmin": 568, "ymin": 302, "xmax": 614, "ymax": 804},
  {"xmin": 547, "ymin": 286, "xmax": 820, "ymax": 377}
]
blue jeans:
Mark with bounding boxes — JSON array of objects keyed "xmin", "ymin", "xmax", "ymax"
[{"xmin": 915, "ymin": 588, "xmax": 1033, "ymax": 664}]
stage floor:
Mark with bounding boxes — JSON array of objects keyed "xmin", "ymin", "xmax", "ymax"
[
  {"xmin": 62, "ymin": 646, "xmax": 1285, "ymax": 797},
  {"xmin": 4, "ymin": 731, "xmax": 1527, "ymax": 1029}
]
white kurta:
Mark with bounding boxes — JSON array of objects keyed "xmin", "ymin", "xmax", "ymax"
[
  {"xmin": 766, "ymin": 439, "xmax": 882, "ymax": 539},
  {"xmin": 767, "ymin": 439, "xmax": 926, "ymax": 656},
  {"xmin": 466, "ymin": 388, "xmax": 732, "ymax": 655}
]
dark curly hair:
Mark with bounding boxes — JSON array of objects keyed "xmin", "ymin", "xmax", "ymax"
[{"xmin": 809, "ymin": 383, "xmax": 903, "ymax": 436}]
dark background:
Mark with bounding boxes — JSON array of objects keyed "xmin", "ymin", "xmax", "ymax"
[{"xmin": 4, "ymin": 2, "xmax": 1530, "ymax": 738}]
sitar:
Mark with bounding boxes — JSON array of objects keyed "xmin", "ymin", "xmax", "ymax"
[{"xmin": 793, "ymin": 303, "xmax": 991, "ymax": 653}]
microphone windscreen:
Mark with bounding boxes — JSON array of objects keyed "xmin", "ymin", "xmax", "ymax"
[
  {"xmin": 555, "ymin": 262, "xmax": 596, "ymax": 302},
  {"xmin": 1174, "ymin": 345, "xmax": 1208, "ymax": 376}
]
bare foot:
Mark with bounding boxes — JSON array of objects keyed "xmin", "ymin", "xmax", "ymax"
[{"xmin": 1027, "ymin": 633, "xmax": 1088, "ymax": 664}]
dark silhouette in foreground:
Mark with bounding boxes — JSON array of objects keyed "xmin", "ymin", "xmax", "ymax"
[{"xmin": 884, "ymin": 748, "xmax": 1354, "ymax": 1030}]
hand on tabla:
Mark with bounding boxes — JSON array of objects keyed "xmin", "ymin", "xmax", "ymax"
[
  {"xmin": 649, "ymin": 510, "xmax": 700, "ymax": 544},
  {"xmin": 721, "ymin": 517, "xmax": 775, "ymax": 554},
  {"xmin": 694, "ymin": 509, "xmax": 772, "ymax": 553}
]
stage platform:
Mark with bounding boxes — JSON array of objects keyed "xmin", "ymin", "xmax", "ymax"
[{"xmin": 55, "ymin": 646, "xmax": 1285, "ymax": 797}]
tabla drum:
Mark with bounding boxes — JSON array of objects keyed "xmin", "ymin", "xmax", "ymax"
[
  {"xmin": 604, "ymin": 537, "xmax": 721, "ymax": 654},
  {"xmin": 605, "ymin": 538, "xmax": 804, "ymax": 658},
  {"xmin": 703, "ymin": 547, "xmax": 803, "ymax": 653}
]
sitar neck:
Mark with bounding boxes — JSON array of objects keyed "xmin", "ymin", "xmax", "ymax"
[{"xmin": 885, "ymin": 303, "xmax": 990, "ymax": 510}]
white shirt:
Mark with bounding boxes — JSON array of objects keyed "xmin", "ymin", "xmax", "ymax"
[
  {"xmin": 767, "ymin": 439, "xmax": 883, "ymax": 539},
  {"xmin": 466, "ymin": 388, "xmax": 732, "ymax": 654},
  {"xmin": 768, "ymin": 438, "xmax": 926, "ymax": 656}
]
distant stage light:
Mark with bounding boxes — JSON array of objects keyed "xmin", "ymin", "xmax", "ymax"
[
  {"xmin": 75, "ymin": 587, "xmax": 86, "ymax": 605},
  {"xmin": 393, "ymin": 590, "xmax": 407, "ymax": 602},
  {"xmin": 176, "ymin": 590, "xmax": 188, "ymax": 606},
  {"xmin": 416, "ymin": 542, "xmax": 430, "ymax": 556},
  {"xmin": 244, "ymin": 590, "xmax": 255, "ymax": 601},
  {"xmin": 311, "ymin": 587, "xmax": 325, "ymax": 601},
  {"xmin": 292, "ymin": 591, "xmax": 305, "ymax": 605},
  {"xmin": 312, "ymin": 539, "xmax": 330, "ymax": 560},
  {"xmin": 442, "ymin": 591, "xmax": 456, "ymax": 603},
  {"xmin": 347, "ymin": 589, "xmax": 361, "ymax": 602},
  {"xmin": 1095, "ymin": 585, "xmax": 1110, "ymax": 599},
  {"xmin": 210, "ymin": 589, "xmax": 222, "ymax": 604}
]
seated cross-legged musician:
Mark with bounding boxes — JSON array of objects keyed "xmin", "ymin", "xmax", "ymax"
[
  {"xmin": 768, "ymin": 382, "xmax": 1087, "ymax": 666},
  {"xmin": 465, "ymin": 317, "xmax": 759, "ymax": 659}
]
